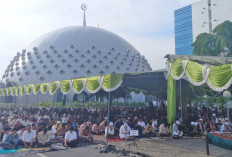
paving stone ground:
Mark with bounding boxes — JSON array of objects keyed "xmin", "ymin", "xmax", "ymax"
[{"xmin": 94, "ymin": 136, "xmax": 232, "ymax": 157}]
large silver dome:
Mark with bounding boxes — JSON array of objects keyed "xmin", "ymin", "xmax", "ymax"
[{"xmin": 2, "ymin": 26, "xmax": 152, "ymax": 85}]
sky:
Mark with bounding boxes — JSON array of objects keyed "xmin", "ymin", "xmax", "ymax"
[{"xmin": 0, "ymin": 0, "xmax": 200, "ymax": 77}]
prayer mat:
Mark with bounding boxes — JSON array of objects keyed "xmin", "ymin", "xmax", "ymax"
[
  {"xmin": 207, "ymin": 133, "xmax": 232, "ymax": 150},
  {"xmin": 108, "ymin": 139, "xmax": 124, "ymax": 142},
  {"xmin": 0, "ymin": 148, "xmax": 19, "ymax": 154}
]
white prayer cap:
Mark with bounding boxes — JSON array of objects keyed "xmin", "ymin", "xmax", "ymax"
[
  {"xmin": 57, "ymin": 121, "xmax": 61, "ymax": 124},
  {"xmin": 225, "ymin": 122, "xmax": 229, "ymax": 125},
  {"xmin": 176, "ymin": 121, "xmax": 180, "ymax": 125},
  {"xmin": 225, "ymin": 118, "xmax": 229, "ymax": 121},
  {"xmin": 199, "ymin": 118, "xmax": 203, "ymax": 121},
  {"xmin": 17, "ymin": 119, "xmax": 21, "ymax": 122},
  {"xmin": 212, "ymin": 113, "xmax": 216, "ymax": 117},
  {"xmin": 191, "ymin": 122, "xmax": 195, "ymax": 125},
  {"xmin": 109, "ymin": 122, "xmax": 113, "ymax": 126}
]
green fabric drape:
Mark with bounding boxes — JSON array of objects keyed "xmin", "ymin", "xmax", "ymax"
[
  {"xmin": 186, "ymin": 60, "xmax": 204, "ymax": 83},
  {"xmin": 208, "ymin": 64, "xmax": 232, "ymax": 88},
  {"xmin": 15, "ymin": 87, "xmax": 19, "ymax": 96},
  {"xmin": 102, "ymin": 74, "xmax": 123, "ymax": 91},
  {"xmin": 10, "ymin": 87, "xmax": 15, "ymax": 96},
  {"xmin": 20, "ymin": 86, "xmax": 24, "ymax": 95},
  {"xmin": 86, "ymin": 76, "xmax": 101, "ymax": 93},
  {"xmin": 169, "ymin": 59, "xmax": 232, "ymax": 91},
  {"xmin": 60, "ymin": 80, "xmax": 71, "ymax": 94},
  {"xmin": 167, "ymin": 76, "xmax": 176, "ymax": 133},
  {"xmin": 170, "ymin": 59, "xmax": 184, "ymax": 77},
  {"xmin": 2, "ymin": 89, "xmax": 6, "ymax": 96},
  {"xmin": 49, "ymin": 82, "xmax": 58, "ymax": 94},
  {"xmin": 72, "ymin": 78, "xmax": 85, "ymax": 94},
  {"xmin": 40, "ymin": 83, "xmax": 48, "ymax": 93},
  {"xmin": 6, "ymin": 88, "xmax": 10, "ymax": 96},
  {"xmin": 26, "ymin": 85, "xmax": 33, "ymax": 95},
  {"xmin": 33, "ymin": 84, "xmax": 40, "ymax": 94}
]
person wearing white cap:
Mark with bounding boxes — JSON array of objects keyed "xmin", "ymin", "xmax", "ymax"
[
  {"xmin": 105, "ymin": 122, "xmax": 116, "ymax": 139},
  {"xmin": 189, "ymin": 122, "xmax": 200, "ymax": 137},
  {"xmin": 172, "ymin": 121, "xmax": 183, "ymax": 138},
  {"xmin": 198, "ymin": 119, "xmax": 206, "ymax": 135},
  {"xmin": 119, "ymin": 122, "xmax": 131, "ymax": 140},
  {"xmin": 221, "ymin": 122, "xmax": 232, "ymax": 133}
]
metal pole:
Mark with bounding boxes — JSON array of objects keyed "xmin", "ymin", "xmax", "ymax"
[
  {"xmin": 205, "ymin": 135, "xmax": 210, "ymax": 155},
  {"xmin": 180, "ymin": 79, "xmax": 183, "ymax": 121},
  {"xmin": 26, "ymin": 95, "xmax": 28, "ymax": 112},
  {"xmin": 227, "ymin": 99, "xmax": 230, "ymax": 122},
  {"xmin": 37, "ymin": 93, "xmax": 39, "ymax": 108},
  {"xmin": 52, "ymin": 94, "xmax": 55, "ymax": 109},
  {"xmin": 107, "ymin": 91, "xmax": 111, "ymax": 144}
]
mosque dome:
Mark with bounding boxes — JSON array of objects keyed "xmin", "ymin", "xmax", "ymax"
[{"xmin": 1, "ymin": 26, "xmax": 152, "ymax": 85}]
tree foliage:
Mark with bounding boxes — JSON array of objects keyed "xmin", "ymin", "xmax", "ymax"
[{"xmin": 192, "ymin": 21, "xmax": 232, "ymax": 56}]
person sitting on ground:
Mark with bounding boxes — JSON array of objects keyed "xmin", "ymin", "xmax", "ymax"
[
  {"xmin": 119, "ymin": 122, "xmax": 131, "ymax": 140},
  {"xmin": 14, "ymin": 119, "xmax": 23, "ymax": 130},
  {"xmin": 114, "ymin": 118, "xmax": 123, "ymax": 135},
  {"xmin": 92, "ymin": 122, "xmax": 101, "ymax": 135},
  {"xmin": 32, "ymin": 123, "xmax": 38, "ymax": 135},
  {"xmin": 172, "ymin": 121, "xmax": 183, "ymax": 139},
  {"xmin": 22, "ymin": 124, "xmax": 36, "ymax": 148},
  {"xmin": 47, "ymin": 125, "xmax": 59, "ymax": 143},
  {"xmin": 5, "ymin": 128, "xmax": 19, "ymax": 148},
  {"xmin": 105, "ymin": 122, "xmax": 116, "ymax": 139},
  {"xmin": 189, "ymin": 122, "xmax": 200, "ymax": 136},
  {"xmin": 57, "ymin": 123, "xmax": 68, "ymax": 138},
  {"xmin": 159, "ymin": 121, "xmax": 170, "ymax": 137},
  {"xmin": 53, "ymin": 121, "xmax": 62, "ymax": 130},
  {"xmin": 1, "ymin": 127, "xmax": 11, "ymax": 143},
  {"xmin": 99, "ymin": 119, "xmax": 107, "ymax": 134},
  {"xmin": 137, "ymin": 118, "xmax": 146, "ymax": 131},
  {"xmin": 37, "ymin": 128, "xmax": 51, "ymax": 147},
  {"xmin": 80, "ymin": 121, "xmax": 88, "ymax": 134},
  {"xmin": 221, "ymin": 122, "xmax": 232, "ymax": 133},
  {"xmin": 81, "ymin": 125, "xmax": 93, "ymax": 142},
  {"xmin": 152, "ymin": 118, "xmax": 159, "ymax": 132},
  {"xmin": 209, "ymin": 118, "xmax": 217, "ymax": 132},
  {"xmin": 132, "ymin": 121, "xmax": 143, "ymax": 137},
  {"xmin": 0, "ymin": 128, "xmax": 19, "ymax": 149},
  {"xmin": 198, "ymin": 119, "xmax": 207, "ymax": 135},
  {"xmin": 64, "ymin": 126, "xmax": 78, "ymax": 147},
  {"xmin": 17, "ymin": 125, "xmax": 25, "ymax": 146},
  {"xmin": 62, "ymin": 114, "xmax": 69, "ymax": 124},
  {"xmin": 143, "ymin": 122, "xmax": 156, "ymax": 137}
]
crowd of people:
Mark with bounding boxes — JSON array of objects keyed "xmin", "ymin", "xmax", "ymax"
[{"xmin": 0, "ymin": 102, "xmax": 231, "ymax": 149}]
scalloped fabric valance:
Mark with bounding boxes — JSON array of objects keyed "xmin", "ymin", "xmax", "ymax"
[
  {"xmin": 0, "ymin": 74, "xmax": 123, "ymax": 96},
  {"xmin": 167, "ymin": 59, "xmax": 232, "ymax": 92}
]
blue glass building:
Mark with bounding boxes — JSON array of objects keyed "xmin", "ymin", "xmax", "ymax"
[{"xmin": 174, "ymin": 5, "xmax": 193, "ymax": 55}]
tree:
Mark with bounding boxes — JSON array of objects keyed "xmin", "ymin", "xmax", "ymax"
[
  {"xmin": 213, "ymin": 21, "xmax": 232, "ymax": 56},
  {"xmin": 192, "ymin": 21, "xmax": 232, "ymax": 56},
  {"xmin": 192, "ymin": 33, "xmax": 216, "ymax": 56}
]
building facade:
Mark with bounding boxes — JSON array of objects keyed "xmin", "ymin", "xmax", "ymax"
[{"xmin": 175, "ymin": 0, "xmax": 232, "ymax": 55}]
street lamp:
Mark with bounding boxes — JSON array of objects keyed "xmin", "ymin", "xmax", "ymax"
[{"xmin": 223, "ymin": 90, "xmax": 231, "ymax": 122}]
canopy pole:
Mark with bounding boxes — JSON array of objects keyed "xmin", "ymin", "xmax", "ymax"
[
  {"xmin": 37, "ymin": 93, "xmax": 39, "ymax": 108},
  {"xmin": 26, "ymin": 95, "xmax": 28, "ymax": 112},
  {"xmin": 106, "ymin": 91, "xmax": 111, "ymax": 144},
  {"xmin": 180, "ymin": 79, "xmax": 183, "ymax": 122},
  {"xmin": 52, "ymin": 94, "xmax": 55, "ymax": 109},
  {"xmin": 227, "ymin": 99, "xmax": 230, "ymax": 122}
]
